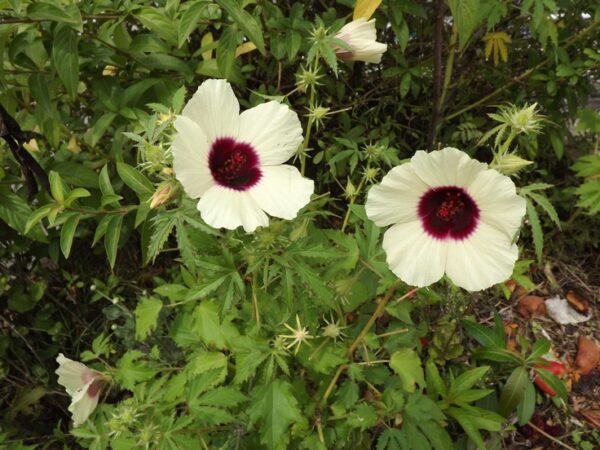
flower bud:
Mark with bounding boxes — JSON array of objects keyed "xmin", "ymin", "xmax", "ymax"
[
  {"xmin": 149, "ymin": 182, "xmax": 177, "ymax": 209},
  {"xmin": 492, "ymin": 153, "xmax": 533, "ymax": 175}
]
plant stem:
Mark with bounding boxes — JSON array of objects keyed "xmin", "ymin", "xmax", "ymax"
[
  {"xmin": 445, "ymin": 19, "xmax": 599, "ymax": 122},
  {"xmin": 318, "ymin": 282, "xmax": 417, "ymax": 409},
  {"xmin": 340, "ymin": 173, "xmax": 366, "ymax": 233},
  {"xmin": 251, "ymin": 274, "xmax": 261, "ymax": 328}
]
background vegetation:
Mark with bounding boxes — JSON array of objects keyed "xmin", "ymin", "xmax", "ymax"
[{"xmin": 0, "ymin": 0, "xmax": 599, "ymax": 449}]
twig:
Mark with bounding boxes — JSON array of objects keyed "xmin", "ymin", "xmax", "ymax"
[
  {"xmin": 318, "ymin": 283, "xmax": 417, "ymax": 409},
  {"xmin": 427, "ymin": 0, "xmax": 445, "ymax": 149},
  {"xmin": 527, "ymin": 422, "xmax": 577, "ymax": 450}
]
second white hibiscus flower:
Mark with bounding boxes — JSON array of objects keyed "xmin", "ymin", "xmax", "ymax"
[
  {"xmin": 365, "ymin": 147, "xmax": 526, "ymax": 291},
  {"xmin": 172, "ymin": 79, "xmax": 314, "ymax": 232}
]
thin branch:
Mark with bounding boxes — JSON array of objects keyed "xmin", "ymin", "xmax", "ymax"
[{"xmin": 427, "ymin": 0, "xmax": 445, "ymax": 149}]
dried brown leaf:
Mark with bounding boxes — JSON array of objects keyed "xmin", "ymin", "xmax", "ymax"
[
  {"xmin": 517, "ymin": 295, "xmax": 547, "ymax": 319},
  {"xmin": 576, "ymin": 336, "xmax": 600, "ymax": 376},
  {"xmin": 566, "ymin": 290, "xmax": 589, "ymax": 315}
]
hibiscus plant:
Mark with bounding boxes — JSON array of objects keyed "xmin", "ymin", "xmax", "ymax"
[{"xmin": 0, "ymin": 1, "xmax": 598, "ymax": 449}]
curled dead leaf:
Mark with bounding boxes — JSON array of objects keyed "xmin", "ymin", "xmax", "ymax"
[
  {"xmin": 580, "ymin": 409, "xmax": 600, "ymax": 429},
  {"xmin": 517, "ymin": 295, "xmax": 546, "ymax": 319},
  {"xmin": 576, "ymin": 336, "xmax": 600, "ymax": 376},
  {"xmin": 566, "ymin": 290, "xmax": 589, "ymax": 315}
]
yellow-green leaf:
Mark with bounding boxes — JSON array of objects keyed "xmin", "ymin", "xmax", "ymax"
[{"xmin": 353, "ymin": 0, "xmax": 383, "ymax": 20}]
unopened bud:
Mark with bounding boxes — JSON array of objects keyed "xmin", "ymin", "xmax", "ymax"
[
  {"xmin": 150, "ymin": 182, "xmax": 176, "ymax": 209},
  {"xmin": 112, "ymin": 297, "xmax": 119, "ymax": 304},
  {"xmin": 491, "ymin": 153, "xmax": 533, "ymax": 175}
]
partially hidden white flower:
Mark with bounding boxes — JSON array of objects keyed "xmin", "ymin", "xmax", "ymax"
[
  {"xmin": 365, "ymin": 147, "xmax": 526, "ymax": 291},
  {"xmin": 172, "ymin": 79, "xmax": 314, "ymax": 232},
  {"xmin": 56, "ymin": 353, "xmax": 107, "ymax": 427},
  {"xmin": 334, "ymin": 18, "xmax": 387, "ymax": 64}
]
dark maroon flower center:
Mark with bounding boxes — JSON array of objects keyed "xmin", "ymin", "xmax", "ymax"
[
  {"xmin": 208, "ymin": 137, "xmax": 261, "ymax": 191},
  {"xmin": 418, "ymin": 186, "xmax": 479, "ymax": 240}
]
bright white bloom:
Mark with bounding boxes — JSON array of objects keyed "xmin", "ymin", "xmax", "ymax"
[
  {"xmin": 334, "ymin": 18, "xmax": 387, "ymax": 64},
  {"xmin": 56, "ymin": 353, "xmax": 107, "ymax": 427},
  {"xmin": 365, "ymin": 147, "xmax": 526, "ymax": 291},
  {"xmin": 172, "ymin": 79, "xmax": 314, "ymax": 232}
]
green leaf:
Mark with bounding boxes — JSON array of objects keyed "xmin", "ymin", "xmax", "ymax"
[
  {"xmin": 533, "ymin": 367, "xmax": 567, "ymax": 400},
  {"xmin": 178, "ymin": 1, "xmax": 208, "ymax": 48},
  {"xmin": 215, "ymin": 0, "xmax": 266, "ymax": 55},
  {"xmin": 217, "ymin": 26, "xmax": 238, "ymax": 78},
  {"xmin": 197, "ymin": 387, "xmax": 247, "ymax": 407},
  {"xmin": 576, "ymin": 180, "xmax": 600, "ymax": 214},
  {"xmin": 49, "ymin": 171, "xmax": 64, "ymax": 203},
  {"xmin": 498, "ymin": 366, "xmax": 529, "ymax": 416},
  {"xmin": 135, "ymin": 296, "xmax": 163, "ymax": 340},
  {"xmin": 192, "ymin": 300, "xmax": 239, "ymax": 349},
  {"xmin": 52, "ymin": 24, "xmax": 79, "ymax": 98},
  {"xmin": 27, "ymin": 1, "xmax": 82, "ymax": 31},
  {"xmin": 116, "ymin": 162, "xmax": 154, "ymax": 196},
  {"xmin": 526, "ymin": 199, "xmax": 543, "ymax": 263},
  {"xmin": 99, "ymin": 165, "xmax": 115, "ymax": 196},
  {"xmin": 472, "ymin": 347, "xmax": 524, "ymax": 365},
  {"xmin": 90, "ymin": 113, "xmax": 117, "ymax": 148},
  {"xmin": 527, "ymin": 191, "xmax": 560, "ymax": 229},
  {"xmin": 516, "ymin": 380, "xmax": 536, "ymax": 425},
  {"xmin": 115, "ymin": 350, "xmax": 157, "ymax": 390},
  {"xmin": 449, "ymin": 366, "xmax": 489, "ymax": 396},
  {"xmin": 64, "ymin": 188, "xmax": 91, "ymax": 206},
  {"xmin": 105, "ymin": 215, "xmax": 123, "ymax": 269},
  {"xmin": 60, "ymin": 213, "xmax": 80, "ymax": 258},
  {"xmin": 425, "ymin": 360, "xmax": 447, "ymax": 399},
  {"xmin": 135, "ymin": 7, "xmax": 178, "ymax": 45},
  {"xmin": 247, "ymin": 380, "xmax": 302, "ymax": 450},
  {"xmin": 389, "ymin": 348, "xmax": 425, "ymax": 392},
  {"xmin": 146, "ymin": 214, "xmax": 177, "ymax": 263},
  {"xmin": 0, "ymin": 188, "xmax": 47, "ymax": 241},
  {"xmin": 25, "ymin": 204, "xmax": 54, "ymax": 234},
  {"xmin": 463, "ymin": 320, "xmax": 505, "ymax": 348},
  {"xmin": 448, "ymin": 0, "xmax": 482, "ymax": 50},
  {"xmin": 526, "ymin": 338, "xmax": 551, "ymax": 363},
  {"xmin": 447, "ymin": 406, "xmax": 504, "ymax": 450}
]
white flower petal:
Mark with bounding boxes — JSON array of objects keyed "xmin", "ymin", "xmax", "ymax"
[
  {"xmin": 69, "ymin": 380, "xmax": 100, "ymax": 427},
  {"xmin": 468, "ymin": 168, "xmax": 526, "ymax": 239},
  {"xmin": 365, "ymin": 163, "xmax": 428, "ymax": 227},
  {"xmin": 182, "ymin": 79, "xmax": 240, "ymax": 142},
  {"xmin": 197, "ymin": 185, "xmax": 268, "ymax": 232},
  {"xmin": 411, "ymin": 147, "xmax": 488, "ymax": 188},
  {"xmin": 445, "ymin": 222, "xmax": 519, "ymax": 291},
  {"xmin": 56, "ymin": 353, "xmax": 94, "ymax": 394},
  {"xmin": 173, "ymin": 115, "xmax": 214, "ymax": 198},
  {"xmin": 238, "ymin": 101, "xmax": 303, "ymax": 166},
  {"xmin": 338, "ymin": 18, "xmax": 376, "ymax": 42},
  {"xmin": 249, "ymin": 165, "xmax": 313, "ymax": 220},
  {"xmin": 382, "ymin": 221, "xmax": 447, "ymax": 287},
  {"xmin": 348, "ymin": 41, "xmax": 387, "ymax": 63}
]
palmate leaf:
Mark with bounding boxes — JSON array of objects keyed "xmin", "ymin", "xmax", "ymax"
[
  {"xmin": 134, "ymin": 296, "xmax": 163, "ymax": 340},
  {"xmin": 247, "ymin": 379, "xmax": 303, "ymax": 450},
  {"xmin": 448, "ymin": 0, "xmax": 483, "ymax": 50},
  {"xmin": 483, "ymin": 32, "xmax": 511, "ymax": 65}
]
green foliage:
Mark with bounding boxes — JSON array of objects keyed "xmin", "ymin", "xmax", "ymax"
[{"xmin": 0, "ymin": 0, "xmax": 598, "ymax": 448}]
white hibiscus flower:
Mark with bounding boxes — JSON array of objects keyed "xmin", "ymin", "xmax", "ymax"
[
  {"xmin": 334, "ymin": 18, "xmax": 387, "ymax": 64},
  {"xmin": 365, "ymin": 147, "xmax": 526, "ymax": 291},
  {"xmin": 172, "ymin": 79, "xmax": 314, "ymax": 232},
  {"xmin": 55, "ymin": 353, "xmax": 107, "ymax": 427}
]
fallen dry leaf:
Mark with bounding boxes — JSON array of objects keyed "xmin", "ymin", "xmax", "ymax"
[
  {"xmin": 566, "ymin": 290, "xmax": 589, "ymax": 315},
  {"xmin": 517, "ymin": 295, "xmax": 546, "ymax": 319},
  {"xmin": 576, "ymin": 336, "xmax": 600, "ymax": 375},
  {"xmin": 580, "ymin": 409, "xmax": 600, "ymax": 429},
  {"xmin": 545, "ymin": 296, "xmax": 591, "ymax": 324}
]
